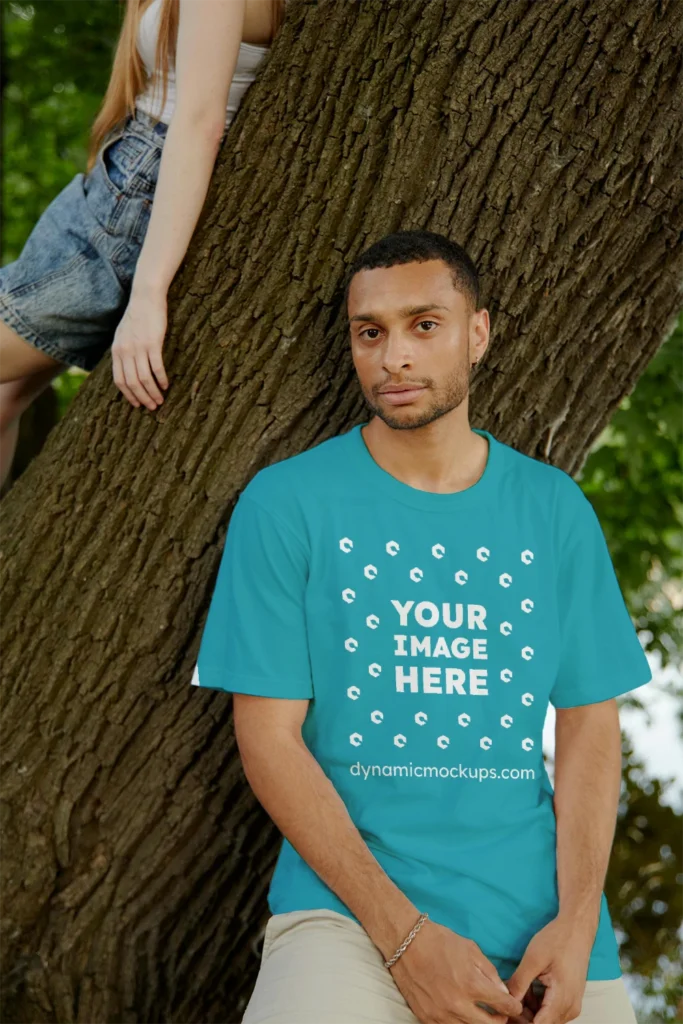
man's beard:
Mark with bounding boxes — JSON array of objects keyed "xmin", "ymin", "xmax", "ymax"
[{"xmin": 364, "ymin": 360, "xmax": 471, "ymax": 431}]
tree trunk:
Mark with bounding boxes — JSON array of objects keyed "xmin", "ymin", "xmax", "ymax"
[{"xmin": 1, "ymin": 0, "xmax": 681, "ymax": 1020}]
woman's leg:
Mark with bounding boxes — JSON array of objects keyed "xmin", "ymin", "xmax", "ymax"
[
  {"xmin": 0, "ymin": 322, "xmax": 70, "ymax": 488},
  {"xmin": 0, "ymin": 320, "xmax": 70, "ymax": 382}
]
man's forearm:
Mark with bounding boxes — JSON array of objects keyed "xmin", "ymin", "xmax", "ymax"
[
  {"xmin": 553, "ymin": 700, "xmax": 623, "ymax": 933},
  {"xmin": 239, "ymin": 730, "xmax": 422, "ymax": 961}
]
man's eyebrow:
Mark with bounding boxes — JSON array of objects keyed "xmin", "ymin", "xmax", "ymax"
[{"xmin": 349, "ymin": 304, "xmax": 451, "ymax": 324}]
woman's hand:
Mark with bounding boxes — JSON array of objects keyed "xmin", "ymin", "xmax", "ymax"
[{"xmin": 112, "ymin": 286, "xmax": 169, "ymax": 410}]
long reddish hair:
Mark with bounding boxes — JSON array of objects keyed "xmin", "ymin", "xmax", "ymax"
[{"xmin": 87, "ymin": 0, "xmax": 286, "ymax": 171}]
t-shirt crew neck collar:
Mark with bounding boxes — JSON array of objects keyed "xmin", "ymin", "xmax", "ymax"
[{"xmin": 352, "ymin": 421, "xmax": 500, "ymax": 511}]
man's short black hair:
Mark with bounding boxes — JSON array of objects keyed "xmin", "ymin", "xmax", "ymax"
[{"xmin": 342, "ymin": 229, "xmax": 480, "ymax": 316}]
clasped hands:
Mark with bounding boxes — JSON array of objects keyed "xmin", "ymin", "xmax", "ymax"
[{"xmin": 391, "ymin": 914, "xmax": 594, "ymax": 1024}]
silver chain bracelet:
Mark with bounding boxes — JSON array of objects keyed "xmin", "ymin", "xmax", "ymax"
[{"xmin": 383, "ymin": 911, "xmax": 429, "ymax": 969}]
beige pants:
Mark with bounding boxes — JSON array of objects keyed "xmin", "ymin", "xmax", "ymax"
[{"xmin": 242, "ymin": 908, "xmax": 638, "ymax": 1024}]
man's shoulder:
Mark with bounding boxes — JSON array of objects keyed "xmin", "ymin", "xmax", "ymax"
[
  {"xmin": 240, "ymin": 427, "xmax": 353, "ymax": 511},
  {"xmin": 494, "ymin": 434, "xmax": 591, "ymax": 522},
  {"xmin": 495, "ymin": 433, "xmax": 576, "ymax": 490}
]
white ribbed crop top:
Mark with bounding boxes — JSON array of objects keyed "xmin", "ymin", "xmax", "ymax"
[{"xmin": 135, "ymin": 0, "xmax": 278, "ymax": 128}]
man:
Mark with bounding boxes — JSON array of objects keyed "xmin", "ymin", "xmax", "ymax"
[{"xmin": 192, "ymin": 229, "xmax": 652, "ymax": 1024}]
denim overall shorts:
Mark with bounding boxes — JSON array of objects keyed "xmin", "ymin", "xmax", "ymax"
[{"xmin": 0, "ymin": 107, "xmax": 168, "ymax": 373}]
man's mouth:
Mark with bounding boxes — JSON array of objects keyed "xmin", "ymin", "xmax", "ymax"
[{"xmin": 378, "ymin": 384, "xmax": 427, "ymax": 404}]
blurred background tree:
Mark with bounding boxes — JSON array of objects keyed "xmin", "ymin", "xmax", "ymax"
[{"xmin": 2, "ymin": 2, "xmax": 681, "ymax": 1020}]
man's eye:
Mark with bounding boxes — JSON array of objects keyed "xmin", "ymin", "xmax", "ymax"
[{"xmin": 358, "ymin": 319, "xmax": 438, "ymax": 339}]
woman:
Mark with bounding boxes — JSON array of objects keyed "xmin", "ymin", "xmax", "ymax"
[{"xmin": 0, "ymin": 0, "xmax": 286, "ymax": 488}]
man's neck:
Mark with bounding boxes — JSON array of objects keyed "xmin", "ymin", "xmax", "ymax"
[{"xmin": 361, "ymin": 416, "xmax": 489, "ymax": 495}]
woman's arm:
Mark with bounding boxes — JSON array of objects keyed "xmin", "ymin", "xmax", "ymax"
[{"xmin": 113, "ymin": 0, "xmax": 248, "ymax": 410}]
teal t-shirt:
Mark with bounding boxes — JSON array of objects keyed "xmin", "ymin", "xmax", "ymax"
[{"xmin": 192, "ymin": 422, "xmax": 652, "ymax": 981}]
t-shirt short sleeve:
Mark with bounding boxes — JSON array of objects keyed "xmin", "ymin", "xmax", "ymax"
[
  {"xmin": 191, "ymin": 492, "xmax": 314, "ymax": 699},
  {"xmin": 549, "ymin": 484, "xmax": 652, "ymax": 709}
]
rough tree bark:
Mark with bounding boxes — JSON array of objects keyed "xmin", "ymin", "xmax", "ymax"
[{"xmin": 1, "ymin": 0, "xmax": 681, "ymax": 1021}]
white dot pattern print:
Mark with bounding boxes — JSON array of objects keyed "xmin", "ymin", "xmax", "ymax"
[{"xmin": 339, "ymin": 535, "xmax": 538, "ymax": 754}]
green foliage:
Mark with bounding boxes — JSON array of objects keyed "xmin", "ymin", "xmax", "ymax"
[
  {"xmin": 51, "ymin": 366, "xmax": 89, "ymax": 420},
  {"xmin": 609, "ymin": 734, "xmax": 683, "ymax": 1016},
  {"xmin": 3, "ymin": 0, "xmax": 122, "ymax": 261},
  {"xmin": 578, "ymin": 313, "xmax": 683, "ymax": 674},
  {"xmin": 580, "ymin": 319, "xmax": 683, "ymax": 1017}
]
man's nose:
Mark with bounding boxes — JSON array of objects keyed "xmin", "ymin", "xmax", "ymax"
[{"xmin": 381, "ymin": 333, "xmax": 414, "ymax": 370}]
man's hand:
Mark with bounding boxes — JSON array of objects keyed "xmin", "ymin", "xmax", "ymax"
[
  {"xmin": 390, "ymin": 918, "xmax": 525, "ymax": 1024},
  {"xmin": 112, "ymin": 288, "xmax": 169, "ymax": 410},
  {"xmin": 504, "ymin": 915, "xmax": 595, "ymax": 1024}
]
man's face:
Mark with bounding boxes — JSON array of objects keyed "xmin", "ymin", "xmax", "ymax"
[{"xmin": 347, "ymin": 259, "xmax": 489, "ymax": 431}]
